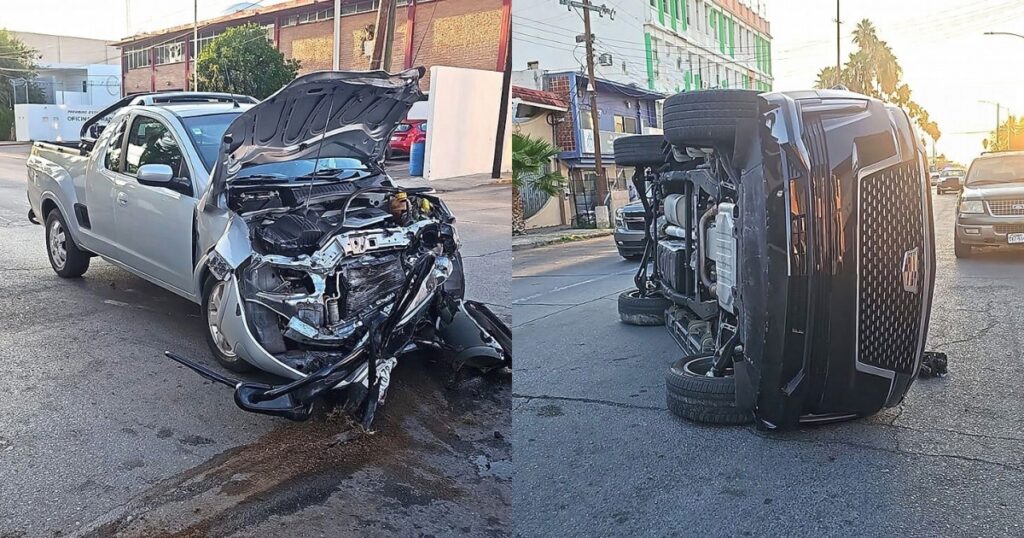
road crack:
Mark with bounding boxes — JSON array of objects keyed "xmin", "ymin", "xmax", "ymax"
[{"xmin": 512, "ymin": 393, "xmax": 662, "ymax": 412}]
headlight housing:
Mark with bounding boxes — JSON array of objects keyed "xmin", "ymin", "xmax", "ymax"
[
  {"xmin": 959, "ymin": 200, "xmax": 985, "ymax": 214},
  {"xmin": 614, "ymin": 208, "xmax": 625, "ymax": 229}
]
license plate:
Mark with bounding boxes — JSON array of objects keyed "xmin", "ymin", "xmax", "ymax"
[{"xmin": 1009, "ymin": 233, "xmax": 1024, "ymax": 244}]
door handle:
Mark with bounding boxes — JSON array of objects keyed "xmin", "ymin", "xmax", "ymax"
[{"xmin": 116, "ymin": 192, "xmax": 128, "ymax": 206}]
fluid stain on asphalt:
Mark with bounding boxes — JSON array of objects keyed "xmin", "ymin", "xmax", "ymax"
[{"xmin": 83, "ymin": 360, "xmax": 511, "ymax": 537}]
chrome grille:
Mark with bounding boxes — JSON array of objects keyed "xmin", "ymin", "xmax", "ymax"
[
  {"xmin": 988, "ymin": 199, "xmax": 1024, "ymax": 216},
  {"xmin": 994, "ymin": 223, "xmax": 1024, "ymax": 234},
  {"xmin": 624, "ymin": 216, "xmax": 646, "ymax": 231},
  {"xmin": 858, "ymin": 162, "xmax": 925, "ymax": 375}
]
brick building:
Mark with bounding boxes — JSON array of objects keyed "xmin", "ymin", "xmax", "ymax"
[{"xmin": 113, "ymin": 0, "xmax": 511, "ymax": 95}]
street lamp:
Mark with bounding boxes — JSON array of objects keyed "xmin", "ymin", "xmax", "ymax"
[
  {"xmin": 983, "ymin": 31, "xmax": 1024, "ymax": 40},
  {"xmin": 978, "ymin": 99, "xmax": 1008, "ymax": 150}
]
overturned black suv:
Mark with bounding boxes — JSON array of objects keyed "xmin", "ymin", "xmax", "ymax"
[{"xmin": 613, "ymin": 89, "xmax": 936, "ymax": 430}]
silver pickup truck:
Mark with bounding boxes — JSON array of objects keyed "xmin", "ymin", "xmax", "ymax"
[{"xmin": 26, "ymin": 69, "xmax": 510, "ymax": 425}]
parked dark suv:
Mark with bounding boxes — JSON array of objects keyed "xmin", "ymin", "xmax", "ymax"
[
  {"xmin": 613, "ymin": 89, "xmax": 935, "ymax": 430},
  {"xmin": 954, "ymin": 151, "xmax": 1024, "ymax": 258}
]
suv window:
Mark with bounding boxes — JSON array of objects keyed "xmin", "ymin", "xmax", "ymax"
[
  {"xmin": 124, "ymin": 116, "xmax": 188, "ymax": 179},
  {"xmin": 103, "ymin": 118, "xmax": 127, "ymax": 171}
]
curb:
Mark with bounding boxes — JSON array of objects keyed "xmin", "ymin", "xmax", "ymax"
[{"xmin": 512, "ymin": 229, "xmax": 614, "ymax": 251}]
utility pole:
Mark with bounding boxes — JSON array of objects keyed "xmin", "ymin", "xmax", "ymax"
[
  {"xmin": 333, "ymin": 0, "xmax": 341, "ymax": 70},
  {"xmin": 193, "ymin": 0, "xmax": 198, "ymax": 91},
  {"xmin": 582, "ymin": 0, "xmax": 606, "ymax": 210},
  {"xmin": 370, "ymin": 0, "xmax": 397, "ymax": 71},
  {"xmin": 834, "ymin": 0, "xmax": 841, "ymax": 81}
]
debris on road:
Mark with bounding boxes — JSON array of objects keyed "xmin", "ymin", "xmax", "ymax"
[{"xmin": 918, "ymin": 352, "xmax": 948, "ymax": 378}]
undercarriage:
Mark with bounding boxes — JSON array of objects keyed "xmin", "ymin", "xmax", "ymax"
[{"xmin": 614, "ymin": 88, "xmax": 937, "ymax": 430}]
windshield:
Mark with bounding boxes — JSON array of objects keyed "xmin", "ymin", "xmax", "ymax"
[
  {"xmin": 235, "ymin": 157, "xmax": 368, "ymax": 180},
  {"xmin": 966, "ymin": 155, "xmax": 1024, "ymax": 186},
  {"xmin": 182, "ymin": 113, "xmax": 240, "ymax": 170},
  {"xmin": 942, "ymin": 169, "xmax": 965, "ymax": 177}
]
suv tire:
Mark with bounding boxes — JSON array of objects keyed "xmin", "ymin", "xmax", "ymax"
[
  {"xmin": 954, "ymin": 236, "xmax": 972, "ymax": 258},
  {"xmin": 665, "ymin": 354, "xmax": 753, "ymax": 425},
  {"xmin": 617, "ymin": 290, "xmax": 670, "ymax": 326},
  {"xmin": 663, "ymin": 90, "xmax": 760, "ymax": 149},
  {"xmin": 613, "ymin": 135, "xmax": 667, "ymax": 167},
  {"xmin": 44, "ymin": 209, "xmax": 90, "ymax": 278}
]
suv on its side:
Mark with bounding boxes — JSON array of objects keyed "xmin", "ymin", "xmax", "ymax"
[{"xmin": 954, "ymin": 151, "xmax": 1024, "ymax": 258}]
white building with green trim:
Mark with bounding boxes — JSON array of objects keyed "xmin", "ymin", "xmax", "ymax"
[{"xmin": 513, "ymin": 0, "xmax": 772, "ymax": 95}]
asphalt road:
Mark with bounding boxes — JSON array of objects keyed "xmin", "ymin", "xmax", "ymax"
[
  {"xmin": 0, "ymin": 144, "xmax": 511, "ymax": 537},
  {"xmin": 513, "ymin": 191, "xmax": 1024, "ymax": 536}
]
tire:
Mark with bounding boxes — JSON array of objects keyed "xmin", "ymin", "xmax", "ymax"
[
  {"xmin": 954, "ymin": 236, "xmax": 972, "ymax": 259},
  {"xmin": 44, "ymin": 209, "xmax": 90, "ymax": 278},
  {"xmin": 665, "ymin": 354, "xmax": 753, "ymax": 425},
  {"xmin": 202, "ymin": 277, "xmax": 254, "ymax": 373},
  {"xmin": 617, "ymin": 290, "xmax": 670, "ymax": 326},
  {"xmin": 613, "ymin": 135, "xmax": 667, "ymax": 167},
  {"xmin": 663, "ymin": 90, "xmax": 760, "ymax": 149}
]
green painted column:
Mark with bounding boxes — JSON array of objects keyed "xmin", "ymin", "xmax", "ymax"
[
  {"xmin": 685, "ymin": 70, "xmax": 692, "ymax": 91},
  {"xmin": 644, "ymin": 32, "xmax": 655, "ymax": 90}
]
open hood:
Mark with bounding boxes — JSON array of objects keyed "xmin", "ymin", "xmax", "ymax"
[{"xmin": 210, "ymin": 68, "xmax": 425, "ymax": 195}]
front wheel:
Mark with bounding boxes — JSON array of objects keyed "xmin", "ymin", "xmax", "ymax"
[
  {"xmin": 202, "ymin": 277, "xmax": 254, "ymax": 373},
  {"xmin": 665, "ymin": 354, "xmax": 753, "ymax": 425},
  {"xmin": 954, "ymin": 236, "xmax": 972, "ymax": 259},
  {"xmin": 44, "ymin": 210, "xmax": 90, "ymax": 278}
]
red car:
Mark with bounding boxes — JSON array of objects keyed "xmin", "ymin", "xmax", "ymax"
[{"xmin": 388, "ymin": 119, "xmax": 427, "ymax": 158}]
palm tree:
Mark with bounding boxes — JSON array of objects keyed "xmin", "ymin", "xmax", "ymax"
[{"xmin": 512, "ymin": 133, "xmax": 567, "ymax": 235}]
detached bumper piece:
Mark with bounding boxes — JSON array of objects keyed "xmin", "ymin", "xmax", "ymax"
[{"xmin": 166, "ymin": 258, "xmax": 511, "ymax": 427}]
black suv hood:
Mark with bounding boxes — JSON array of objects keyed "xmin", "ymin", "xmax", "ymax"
[{"xmin": 210, "ymin": 69, "xmax": 425, "ymax": 195}]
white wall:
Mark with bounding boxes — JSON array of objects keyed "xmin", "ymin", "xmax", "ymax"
[
  {"xmin": 14, "ymin": 104, "xmax": 104, "ymax": 142},
  {"xmin": 424, "ymin": 66, "xmax": 511, "ymax": 180}
]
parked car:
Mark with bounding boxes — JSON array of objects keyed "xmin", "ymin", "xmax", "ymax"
[
  {"xmin": 25, "ymin": 70, "xmax": 510, "ymax": 425},
  {"xmin": 613, "ymin": 201, "xmax": 647, "ymax": 258},
  {"xmin": 930, "ymin": 171, "xmax": 940, "ymax": 186},
  {"xmin": 612, "ymin": 89, "xmax": 935, "ymax": 430},
  {"xmin": 954, "ymin": 151, "xmax": 1024, "ymax": 258},
  {"xmin": 937, "ymin": 168, "xmax": 966, "ymax": 194},
  {"xmin": 388, "ymin": 119, "xmax": 427, "ymax": 157}
]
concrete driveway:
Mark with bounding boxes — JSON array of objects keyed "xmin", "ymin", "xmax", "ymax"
[
  {"xmin": 0, "ymin": 144, "xmax": 511, "ymax": 537},
  {"xmin": 512, "ymin": 191, "xmax": 1024, "ymax": 537}
]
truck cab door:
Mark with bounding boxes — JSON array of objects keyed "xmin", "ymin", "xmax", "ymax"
[
  {"xmin": 81, "ymin": 116, "xmax": 128, "ymax": 256},
  {"xmin": 114, "ymin": 114, "xmax": 197, "ymax": 295}
]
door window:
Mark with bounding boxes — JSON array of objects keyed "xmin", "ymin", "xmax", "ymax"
[
  {"xmin": 124, "ymin": 116, "xmax": 189, "ymax": 180},
  {"xmin": 103, "ymin": 118, "xmax": 127, "ymax": 171}
]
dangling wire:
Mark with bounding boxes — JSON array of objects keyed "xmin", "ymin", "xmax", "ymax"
[{"xmin": 305, "ymin": 87, "xmax": 337, "ymax": 214}]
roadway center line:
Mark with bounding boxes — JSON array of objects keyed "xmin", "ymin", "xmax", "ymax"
[{"xmin": 512, "ymin": 268, "xmax": 634, "ymax": 304}]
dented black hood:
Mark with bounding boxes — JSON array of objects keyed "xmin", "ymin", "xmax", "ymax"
[{"xmin": 210, "ymin": 68, "xmax": 425, "ymax": 195}]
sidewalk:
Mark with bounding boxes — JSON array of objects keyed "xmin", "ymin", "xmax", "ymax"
[
  {"xmin": 388, "ymin": 157, "xmax": 510, "ymax": 193},
  {"xmin": 512, "ymin": 226, "xmax": 613, "ymax": 251}
]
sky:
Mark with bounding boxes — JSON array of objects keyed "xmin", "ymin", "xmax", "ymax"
[{"xmin": 768, "ymin": 0, "xmax": 1024, "ymax": 164}]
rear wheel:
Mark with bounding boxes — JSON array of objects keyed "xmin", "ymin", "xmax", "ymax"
[
  {"xmin": 954, "ymin": 236, "xmax": 972, "ymax": 258},
  {"xmin": 202, "ymin": 277, "xmax": 254, "ymax": 373},
  {"xmin": 613, "ymin": 135, "xmax": 667, "ymax": 167},
  {"xmin": 663, "ymin": 90, "xmax": 760, "ymax": 149},
  {"xmin": 665, "ymin": 354, "xmax": 752, "ymax": 425},
  {"xmin": 44, "ymin": 209, "xmax": 90, "ymax": 278},
  {"xmin": 617, "ymin": 290, "xmax": 670, "ymax": 326}
]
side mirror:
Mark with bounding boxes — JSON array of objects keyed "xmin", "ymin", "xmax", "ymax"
[{"xmin": 137, "ymin": 163, "xmax": 174, "ymax": 186}]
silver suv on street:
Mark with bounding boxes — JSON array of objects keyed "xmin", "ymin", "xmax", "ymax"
[{"xmin": 955, "ymin": 151, "xmax": 1024, "ymax": 257}]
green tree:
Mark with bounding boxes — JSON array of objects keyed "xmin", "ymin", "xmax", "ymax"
[
  {"xmin": 0, "ymin": 29, "xmax": 45, "ymax": 140},
  {"xmin": 982, "ymin": 115, "xmax": 1024, "ymax": 152},
  {"xmin": 814, "ymin": 19, "xmax": 941, "ymax": 146},
  {"xmin": 512, "ymin": 133, "xmax": 567, "ymax": 234},
  {"xmin": 194, "ymin": 24, "xmax": 300, "ymax": 99}
]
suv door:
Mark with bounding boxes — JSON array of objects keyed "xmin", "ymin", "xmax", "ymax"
[
  {"xmin": 81, "ymin": 116, "xmax": 128, "ymax": 256},
  {"xmin": 115, "ymin": 113, "xmax": 197, "ymax": 294}
]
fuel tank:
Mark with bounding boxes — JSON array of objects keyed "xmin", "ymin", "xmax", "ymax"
[{"xmin": 734, "ymin": 90, "xmax": 936, "ymax": 430}]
